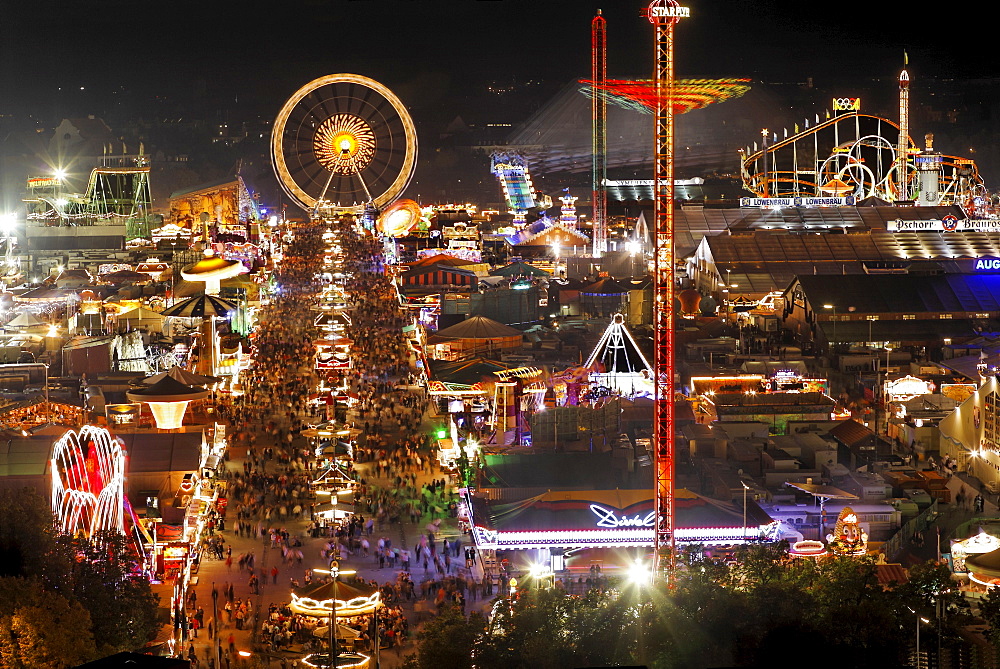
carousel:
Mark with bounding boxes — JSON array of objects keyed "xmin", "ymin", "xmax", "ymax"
[
  {"xmin": 965, "ymin": 548, "xmax": 1000, "ymax": 589},
  {"xmin": 290, "ymin": 577, "xmax": 382, "ymax": 669}
]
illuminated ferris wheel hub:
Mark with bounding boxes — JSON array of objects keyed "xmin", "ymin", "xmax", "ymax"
[{"xmin": 314, "ymin": 114, "xmax": 377, "ymax": 175}]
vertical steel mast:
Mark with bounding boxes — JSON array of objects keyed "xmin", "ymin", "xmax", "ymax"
[
  {"xmin": 897, "ymin": 54, "xmax": 911, "ymax": 201},
  {"xmin": 647, "ymin": 0, "xmax": 687, "ymax": 579},
  {"xmin": 591, "ymin": 9, "xmax": 608, "ymax": 257}
]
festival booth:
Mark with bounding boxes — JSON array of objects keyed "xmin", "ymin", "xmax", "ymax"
[
  {"xmin": 690, "ymin": 369, "xmax": 828, "ymax": 400},
  {"xmin": 302, "ymin": 424, "xmax": 357, "ymax": 461},
  {"xmin": 465, "ymin": 488, "xmax": 777, "ymax": 576},
  {"xmin": 885, "ymin": 375, "xmax": 934, "ymax": 402},
  {"xmin": 424, "ymin": 357, "xmax": 518, "ymax": 428},
  {"xmin": 153, "ymin": 525, "xmax": 190, "ymax": 581},
  {"xmin": 740, "ymin": 361, "xmax": 830, "ymax": 394},
  {"xmin": 115, "ymin": 306, "xmax": 164, "ymax": 334},
  {"xmin": 425, "ymin": 315, "xmax": 523, "ymax": 361}
]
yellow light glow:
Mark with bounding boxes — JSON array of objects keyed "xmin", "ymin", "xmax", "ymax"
[
  {"xmin": 147, "ymin": 401, "xmax": 191, "ymax": 430},
  {"xmin": 313, "ymin": 114, "xmax": 375, "ymax": 176}
]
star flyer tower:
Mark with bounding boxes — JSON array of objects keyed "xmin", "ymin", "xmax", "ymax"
[
  {"xmin": 647, "ymin": 0, "xmax": 688, "ymax": 580},
  {"xmin": 591, "ymin": 9, "xmax": 608, "ymax": 256}
]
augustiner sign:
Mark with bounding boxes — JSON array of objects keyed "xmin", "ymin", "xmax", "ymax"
[{"xmin": 888, "ymin": 216, "xmax": 1000, "ymax": 232}]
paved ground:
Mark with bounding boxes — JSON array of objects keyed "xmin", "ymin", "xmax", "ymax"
[{"xmin": 167, "ymin": 380, "xmax": 492, "ymax": 668}]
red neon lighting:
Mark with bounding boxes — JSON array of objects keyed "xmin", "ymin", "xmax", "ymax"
[{"xmin": 580, "ymin": 78, "xmax": 752, "ymax": 115}]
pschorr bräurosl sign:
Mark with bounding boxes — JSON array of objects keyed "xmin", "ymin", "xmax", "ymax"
[
  {"xmin": 887, "ymin": 216, "xmax": 1000, "ymax": 232},
  {"xmin": 740, "ymin": 196, "xmax": 856, "ymax": 208}
]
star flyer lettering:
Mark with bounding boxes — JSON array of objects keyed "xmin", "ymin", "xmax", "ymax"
[
  {"xmin": 648, "ymin": 4, "xmax": 690, "ymax": 18},
  {"xmin": 589, "ymin": 504, "xmax": 656, "ymax": 529}
]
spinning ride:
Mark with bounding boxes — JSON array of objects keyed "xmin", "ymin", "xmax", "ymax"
[{"xmin": 271, "ymin": 74, "xmax": 418, "ymax": 216}]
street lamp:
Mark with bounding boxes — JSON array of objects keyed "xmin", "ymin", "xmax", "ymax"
[
  {"xmin": 528, "ymin": 563, "xmax": 555, "ymax": 589},
  {"xmin": 882, "ymin": 346, "xmax": 893, "ymax": 437},
  {"xmin": 741, "ymin": 481, "xmax": 751, "ymax": 542},
  {"xmin": 627, "ymin": 559, "xmax": 652, "ymax": 587},
  {"xmin": 823, "ymin": 304, "xmax": 837, "ymax": 351},
  {"xmin": 916, "ymin": 613, "xmax": 930, "ymax": 669},
  {"xmin": 314, "ymin": 564, "xmax": 356, "ymax": 667},
  {"xmin": 0, "ymin": 213, "xmax": 15, "ymax": 276}
]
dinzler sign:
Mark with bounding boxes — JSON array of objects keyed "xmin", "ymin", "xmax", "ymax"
[{"xmin": 888, "ymin": 217, "xmax": 1000, "ymax": 232}]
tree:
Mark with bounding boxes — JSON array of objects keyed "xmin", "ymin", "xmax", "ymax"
[
  {"xmin": 403, "ymin": 605, "xmax": 484, "ymax": 669},
  {"xmin": 0, "ymin": 577, "xmax": 96, "ymax": 668},
  {"xmin": 69, "ymin": 531, "xmax": 160, "ymax": 655},
  {"xmin": 980, "ymin": 585, "xmax": 1000, "ymax": 651},
  {"xmin": 0, "ymin": 491, "xmax": 160, "ymax": 656},
  {"xmin": 0, "ymin": 489, "xmax": 74, "ymax": 596},
  {"xmin": 404, "ymin": 551, "xmax": 943, "ymax": 668}
]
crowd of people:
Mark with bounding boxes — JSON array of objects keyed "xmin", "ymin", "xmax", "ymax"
[{"xmin": 178, "ymin": 219, "xmax": 492, "ymax": 667}]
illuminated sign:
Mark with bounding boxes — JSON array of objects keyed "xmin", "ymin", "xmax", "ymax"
[
  {"xmin": 648, "ymin": 3, "xmax": 691, "ymax": 19},
  {"xmin": 27, "ymin": 177, "xmax": 59, "ymax": 189},
  {"xmin": 98, "ymin": 263, "xmax": 133, "ymax": 275},
  {"xmin": 590, "ymin": 504, "xmax": 656, "ymax": 529},
  {"xmin": 163, "ymin": 545, "xmax": 189, "ymax": 560},
  {"xmin": 976, "ymin": 259, "xmax": 1000, "ymax": 271},
  {"xmin": 888, "ymin": 217, "xmax": 1000, "ymax": 232},
  {"xmin": 603, "ymin": 178, "xmax": 702, "ymax": 187},
  {"xmin": 832, "ymin": 97, "xmax": 861, "ymax": 111},
  {"xmin": 741, "ymin": 196, "xmax": 856, "ymax": 208}
]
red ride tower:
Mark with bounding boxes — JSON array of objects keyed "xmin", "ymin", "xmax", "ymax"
[
  {"xmin": 647, "ymin": 0, "xmax": 688, "ymax": 580},
  {"xmin": 591, "ymin": 9, "xmax": 608, "ymax": 257}
]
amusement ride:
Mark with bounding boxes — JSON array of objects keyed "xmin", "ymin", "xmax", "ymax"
[{"xmin": 271, "ymin": 74, "xmax": 418, "ymax": 220}]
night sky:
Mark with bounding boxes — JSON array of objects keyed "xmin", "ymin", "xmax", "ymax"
[{"xmin": 1, "ymin": 0, "xmax": 994, "ymax": 122}]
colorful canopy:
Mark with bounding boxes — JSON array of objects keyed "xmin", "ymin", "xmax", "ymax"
[
  {"xmin": 141, "ymin": 365, "xmax": 221, "ymax": 387},
  {"xmin": 432, "ymin": 315, "xmax": 522, "ymax": 340},
  {"xmin": 160, "ymin": 294, "xmax": 238, "ymax": 318},
  {"xmin": 490, "ymin": 262, "xmax": 551, "ymax": 278}
]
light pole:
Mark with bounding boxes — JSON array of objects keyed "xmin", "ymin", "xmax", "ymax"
[
  {"xmin": 741, "ymin": 481, "xmax": 750, "ymax": 542},
  {"xmin": 0, "ymin": 213, "xmax": 16, "ymax": 287},
  {"xmin": 916, "ymin": 614, "xmax": 929, "ymax": 669},
  {"xmin": 884, "ymin": 346, "xmax": 893, "ymax": 436},
  {"xmin": 373, "ymin": 604, "xmax": 380, "ymax": 669},
  {"xmin": 314, "ymin": 563, "xmax": 356, "ymax": 667},
  {"xmin": 823, "ymin": 304, "xmax": 837, "ymax": 352}
]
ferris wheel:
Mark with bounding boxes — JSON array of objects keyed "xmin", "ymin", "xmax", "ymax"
[{"xmin": 271, "ymin": 74, "xmax": 418, "ymax": 216}]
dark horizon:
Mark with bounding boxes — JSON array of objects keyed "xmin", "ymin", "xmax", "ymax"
[{"xmin": 1, "ymin": 1, "xmax": 994, "ymax": 123}]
